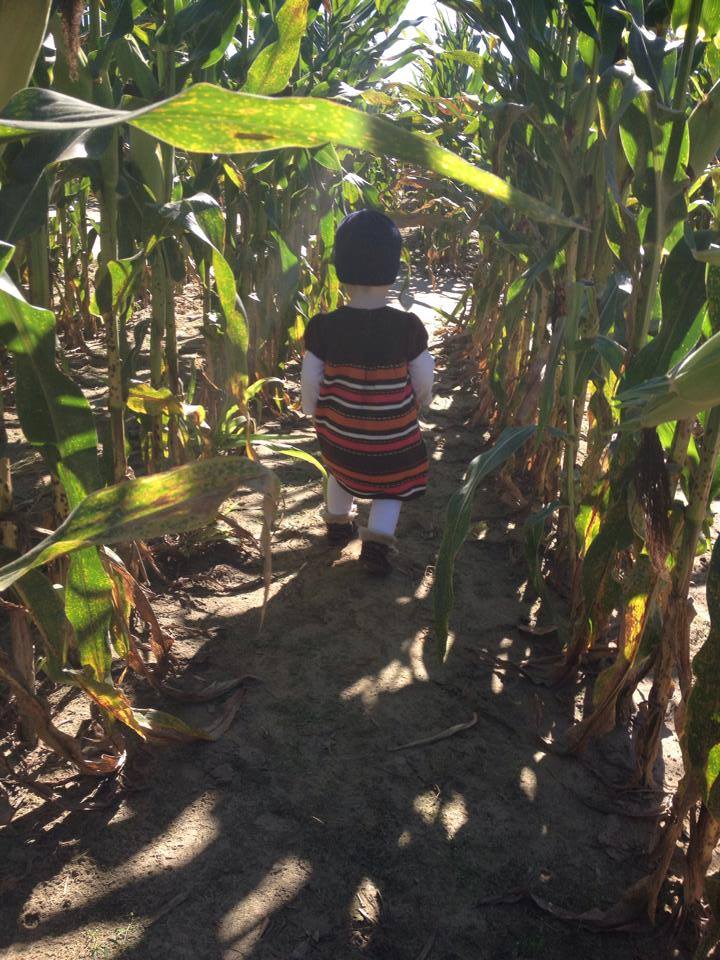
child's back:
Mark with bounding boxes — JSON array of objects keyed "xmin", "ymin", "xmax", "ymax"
[
  {"xmin": 301, "ymin": 209, "xmax": 434, "ymax": 575},
  {"xmin": 305, "ymin": 303, "xmax": 430, "ymax": 501}
]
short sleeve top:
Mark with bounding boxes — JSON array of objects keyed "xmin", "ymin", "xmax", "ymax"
[{"xmin": 304, "ymin": 305, "xmax": 428, "ymax": 367}]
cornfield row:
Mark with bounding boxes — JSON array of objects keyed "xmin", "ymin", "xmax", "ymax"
[{"xmin": 1, "ymin": 0, "xmax": 720, "ymax": 947}]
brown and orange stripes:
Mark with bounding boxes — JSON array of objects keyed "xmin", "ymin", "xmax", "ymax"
[{"xmin": 314, "ymin": 361, "xmax": 428, "ymax": 500}]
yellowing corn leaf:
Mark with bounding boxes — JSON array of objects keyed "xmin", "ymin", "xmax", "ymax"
[
  {"xmin": 243, "ymin": 0, "xmax": 309, "ymax": 95},
  {"xmin": 126, "ymin": 381, "xmax": 185, "ymax": 417},
  {"xmin": 0, "ymin": 85, "xmax": 580, "ymax": 229},
  {"xmin": 0, "ymin": 457, "xmax": 279, "ymax": 592}
]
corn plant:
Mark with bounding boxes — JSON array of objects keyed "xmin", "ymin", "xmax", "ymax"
[{"xmin": 428, "ymin": 0, "xmax": 720, "ymax": 931}]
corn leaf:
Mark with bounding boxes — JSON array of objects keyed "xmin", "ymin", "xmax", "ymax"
[
  {"xmin": 253, "ymin": 439, "xmax": 327, "ymax": 478},
  {"xmin": 161, "ymin": 192, "xmax": 248, "ymax": 392},
  {"xmin": 0, "ymin": 85, "xmax": 580, "ymax": 229},
  {"xmin": 244, "ymin": 0, "xmax": 309, "ymax": 95},
  {"xmin": 0, "ymin": 262, "xmax": 101, "ymax": 502},
  {"xmin": 683, "ymin": 534, "xmax": 720, "ymax": 812},
  {"xmin": 689, "ymin": 78, "xmax": 720, "ymax": 177},
  {"xmin": 170, "ymin": 0, "xmax": 245, "ymax": 70},
  {"xmin": 0, "ymin": 0, "xmax": 52, "ymax": 111},
  {"xmin": 127, "ymin": 381, "xmax": 184, "ymax": 416},
  {"xmin": 620, "ymin": 329, "xmax": 720, "ymax": 426},
  {"xmin": 623, "ymin": 235, "xmax": 707, "ymax": 390},
  {"xmin": 434, "ymin": 426, "xmax": 536, "ymax": 660},
  {"xmin": 0, "ymin": 457, "xmax": 279, "ymax": 592},
  {"xmin": 0, "ymin": 252, "xmax": 117, "ymax": 680},
  {"xmin": 132, "ymin": 688, "xmax": 244, "ymax": 742},
  {"xmin": 10, "ymin": 565, "xmax": 144, "ymax": 736},
  {"xmin": 672, "ymin": 0, "xmax": 720, "ymax": 37}
]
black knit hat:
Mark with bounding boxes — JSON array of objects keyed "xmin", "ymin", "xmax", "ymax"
[{"xmin": 333, "ymin": 209, "xmax": 402, "ymax": 286}]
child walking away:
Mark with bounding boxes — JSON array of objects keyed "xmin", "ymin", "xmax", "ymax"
[{"xmin": 301, "ymin": 210, "xmax": 434, "ymax": 576}]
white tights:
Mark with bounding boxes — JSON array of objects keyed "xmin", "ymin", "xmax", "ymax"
[{"xmin": 326, "ymin": 475, "xmax": 401, "ymax": 537}]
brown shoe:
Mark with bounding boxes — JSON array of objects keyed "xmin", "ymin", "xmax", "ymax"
[
  {"xmin": 360, "ymin": 539, "xmax": 393, "ymax": 576},
  {"xmin": 326, "ymin": 520, "xmax": 359, "ymax": 547},
  {"xmin": 359, "ymin": 528, "xmax": 398, "ymax": 577}
]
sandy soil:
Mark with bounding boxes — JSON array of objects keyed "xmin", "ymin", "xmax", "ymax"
[{"xmin": 0, "ymin": 280, "xmax": 706, "ymax": 960}]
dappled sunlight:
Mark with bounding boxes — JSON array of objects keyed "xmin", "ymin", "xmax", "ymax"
[
  {"xmin": 31, "ymin": 795, "xmax": 221, "ymax": 932},
  {"xmin": 440, "ymin": 791, "xmax": 469, "ymax": 840},
  {"xmin": 413, "ymin": 568, "xmax": 434, "ymax": 600},
  {"xmin": 412, "ymin": 789, "xmax": 469, "ymax": 840},
  {"xmin": 218, "ymin": 857, "xmax": 312, "ymax": 954},
  {"xmin": 2, "ymin": 249, "xmax": 663, "ymax": 960},
  {"xmin": 491, "ymin": 644, "xmax": 512, "ymax": 694},
  {"xmin": 341, "ymin": 657, "xmax": 418, "ymax": 707},
  {"xmin": 349, "ymin": 877, "xmax": 382, "ymax": 926},
  {"xmin": 104, "ymin": 795, "xmax": 220, "ymax": 884},
  {"xmin": 397, "ymin": 830, "xmax": 413, "ymax": 848},
  {"xmin": 401, "ymin": 629, "xmax": 430, "ymax": 681},
  {"xmin": 412, "ymin": 789, "xmax": 439, "ymax": 826},
  {"xmin": 341, "ymin": 626, "xmax": 430, "ymax": 703},
  {"xmin": 518, "ymin": 766, "xmax": 538, "ymax": 802}
]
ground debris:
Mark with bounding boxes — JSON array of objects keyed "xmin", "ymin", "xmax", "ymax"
[{"xmin": 388, "ymin": 712, "xmax": 478, "ymax": 752}]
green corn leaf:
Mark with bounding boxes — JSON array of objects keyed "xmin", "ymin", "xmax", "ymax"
[
  {"xmin": 9, "ymin": 567, "xmax": 67, "ymax": 671},
  {"xmin": 0, "ymin": 261, "xmax": 101, "ymax": 503},
  {"xmin": 161, "ymin": 193, "xmax": 248, "ymax": 392},
  {"xmin": 170, "ymin": 0, "xmax": 245, "ymax": 70},
  {"xmin": 9, "ymin": 564, "xmax": 144, "ymax": 736},
  {"xmin": 597, "ymin": 64, "xmax": 654, "ymax": 204},
  {"xmin": 434, "ymin": 425, "xmax": 536, "ymax": 660},
  {"xmin": 244, "ymin": 378, "xmax": 284, "ymax": 403},
  {"xmin": 523, "ymin": 500, "xmax": 561, "ymax": 596},
  {"xmin": 672, "ymin": 0, "xmax": 720, "ymax": 37},
  {"xmin": 620, "ymin": 330, "xmax": 720, "ymax": 426},
  {"xmin": 65, "ymin": 552, "xmax": 114, "ymax": 682},
  {"xmin": 567, "ymin": 0, "xmax": 599, "ymax": 39},
  {"xmin": 592, "ymin": 335, "xmax": 627, "ymax": 375},
  {"xmin": 684, "ymin": 534, "xmax": 720, "ymax": 812},
  {"xmin": 0, "ymin": 0, "xmax": 52, "ymax": 111},
  {"xmin": 689, "ymin": 78, "xmax": 720, "ymax": 178},
  {"xmin": 0, "ymin": 85, "xmax": 580, "ymax": 229},
  {"xmin": 0, "ymin": 249, "xmax": 117, "ymax": 681},
  {"xmin": 244, "ymin": 0, "xmax": 309, "ymax": 95},
  {"xmin": 0, "ymin": 457, "xmax": 280, "ymax": 592},
  {"xmin": 253, "ymin": 439, "xmax": 327, "ymax": 478},
  {"xmin": 623, "ymin": 234, "xmax": 707, "ymax": 392}
]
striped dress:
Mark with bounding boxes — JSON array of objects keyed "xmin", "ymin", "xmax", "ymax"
[{"xmin": 304, "ymin": 305, "xmax": 429, "ymax": 501}]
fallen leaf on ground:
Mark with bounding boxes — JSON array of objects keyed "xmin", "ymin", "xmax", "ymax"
[
  {"xmin": 477, "ymin": 887, "xmax": 651, "ymax": 932},
  {"xmin": 389, "ymin": 713, "xmax": 477, "ymax": 752}
]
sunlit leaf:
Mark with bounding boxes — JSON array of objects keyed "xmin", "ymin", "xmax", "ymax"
[
  {"xmin": 0, "ymin": 85, "xmax": 580, "ymax": 228},
  {"xmin": 244, "ymin": 0, "xmax": 309, "ymax": 95},
  {"xmin": 0, "ymin": 457, "xmax": 279, "ymax": 591}
]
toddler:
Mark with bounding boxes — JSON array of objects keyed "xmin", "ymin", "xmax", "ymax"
[{"xmin": 301, "ymin": 210, "xmax": 434, "ymax": 576}]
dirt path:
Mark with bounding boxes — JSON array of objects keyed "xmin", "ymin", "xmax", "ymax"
[{"xmin": 3, "ymin": 282, "xmax": 675, "ymax": 960}]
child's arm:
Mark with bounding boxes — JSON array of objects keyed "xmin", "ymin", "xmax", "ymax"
[
  {"xmin": 409, "ymin": 350, "xmax": 435, "ymax": 408},
  {"xmin": 301, "ymin": 350, "xmax": 325, "ymax": 415}
]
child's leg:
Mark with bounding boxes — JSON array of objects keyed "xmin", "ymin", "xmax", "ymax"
[
  {"xmin": 325, "ymin": 475, "xmax": 356, "ymax": 520},
  {"xmin": 367, "ymin": 499, "xmax": 401, "ymax": 538},
  {"xmin": 324, "ymin": 475, "xmax": 358, "ymax": 546},
  {"xmin": 360, "ymin": 499, "xmax": 401, "ymax": 576}
]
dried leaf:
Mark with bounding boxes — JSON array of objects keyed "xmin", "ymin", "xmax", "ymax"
[
  {"xmin": 389, "ymin": 713, "xmax": 477, "ymax": 752},
  {"xmin": 132, "ymin": 689, "xmax": 244, "ymax": 743},
  {"xmin": 477, "ymin": 886, "xmax": 650, "ymax": 932}
]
